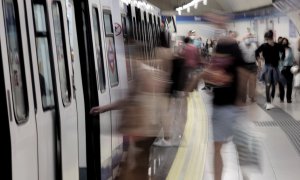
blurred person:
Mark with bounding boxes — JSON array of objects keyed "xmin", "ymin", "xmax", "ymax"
[
  {"xmin": 279, "ymin": 38, "xmax": 295, "ymax": 103},
  {"xmin": 186, "ymin": 12, "xmax": 247, "ymax": 180},
  {"xmin": 203, "ymin": 37, "xmax": 245, "ymax": 180},
  {"xmin": 228, "ymin": 30, "xmax": 238, "ymax": 42},
  {"xmin": 194, "ymin": 36, "xmax": 203, "ymax": 50},
  {"xmin": 181, "ymin": 36, "xmax": 201, "ymax": 91},
  {"xmin": 188, "ymin": 29, "xmax": 196, "ymax": 38},
  {"xmin": 239, "ymin": 35, "xmax": 258, "ymax": 102},
  {"xmin": 201, "ymin": 39, "xmax": 215, "ymax": 91},
  {"xmin": 255, "ymin": 30, "xmax": 285, "ymax": 110},
  {"xmin": 298, "ymin": 38, "xmax": 300, "ymax": 63},
  {"xmin": 277, "ymin": 36, "xmax": 283, "ymax": 44},
  {"xmin": 298, "ymin": 38, "xmax": 300, "ymax": 52},
  {"xmin": 152, "ymin": 37, "xmax": 181, "ymax": 147},
  {"xmin": 90, "ymin": 36, "xmax": 172, "ymax": 179},
  {"xmin": 207, "ymin": 39, "xmax": 215, "ymax": 56},
  {"xmin": 189, "ymin": 30, "xmax": 203, "ymax": 49}
]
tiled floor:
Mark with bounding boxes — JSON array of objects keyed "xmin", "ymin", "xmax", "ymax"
[{"xmin": 202, "ymin": 83, "xmax": 300, "ymax": 180}]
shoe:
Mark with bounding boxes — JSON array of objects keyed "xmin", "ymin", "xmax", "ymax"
[
  {"xmin": 153, "ymin": 138, "xmax": 172, "ymax": 147},
  {"xmin": 266, "ymin": 103, "xmax": 275, "ymax": 110},
  {"xmin": 280, "ymin": 99, "xmax": 284, "ymax": 103},
  {"xmin": 287, "ymin": 100, "xmax": 292, "ymax": 103}
]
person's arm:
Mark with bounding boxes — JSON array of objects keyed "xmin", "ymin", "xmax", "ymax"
[
  {"xmin": 90, "ymin": 99, "xmax": 127, "ymax": 115},
  {"xmin": 255, "ymin": 44, "xmax": 263, "ymax": 60}
]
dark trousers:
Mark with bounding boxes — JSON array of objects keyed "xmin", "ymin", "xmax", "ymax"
[
  {"xmin": 265, "ymin": 71, "xmax": 276, "ymax": 103},
  {"xmin": 279, "ymin": 66, "xmax": 293, "ymax": 101},
  {"xmin": 266, "ymin": 83, "xmax": 276, "ymax": 103}
]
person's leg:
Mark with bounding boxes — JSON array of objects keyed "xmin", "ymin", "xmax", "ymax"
[
  {"xmin": 271, "ymin": 83, "xmax": 276, "ymax": 101},
  {"xmin": 128, "ymin": 137, "xmax": 155, "ymax": 179},
  {"xmin": 279, "ymin": 81, "xmax": 285, "ymax": 102},
  {"xmin": 264, "ymin": 71, "xmax": 272, "ymax": 103},
  {"xmin": 249, "ymin": 71, "xmax": 257, "ymax": 101},
  {"xmin": 286, "ymin": 68, "xmax": 293, "ymax": 102},
  {"xmin": 214, "ymin": 142, "xmax": 224, "ymax": 180},
  {"xmin": 265, "ymin": 84, "xmax": 271, "ymax": 103},
  {"xmin": 118, "ymin": 137, "xmax": 155, "ymax": 180},
  {"xmin": 239, "ymin": 69, "xmax": 249, "ymax": 103}
]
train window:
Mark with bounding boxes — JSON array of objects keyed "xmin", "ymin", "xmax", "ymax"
[
  {"xmin": 122, "ymin": 16, "xmax": 133, "ymax": 81},
  {"xmin": 92, "ymin": 7, "xmax": 106, "ymax": 92},
  {"xmin": 133, "ymin": 17, "xmax": 137, "ymax": 40},
  {"xmin": 33, "ymin": 3, "xmax": 55, "ymax": 109},
  {"xmin": 103, "ymin": 13, "xmax": 113, "ymax": 35},
  {"xmin": 121, "ymin": 16, "xmax": 127, "ymax": 37},
  {"xmin": 103, "ymin": 11, "xmax": 119, "ymax": 87},
  {"xmin": 52, "ymin": 2, "xmax": 71, "ymax": 105},
  {"xmin": 3, "ymin": 0, "xmax": 29, "ymax": 123}
]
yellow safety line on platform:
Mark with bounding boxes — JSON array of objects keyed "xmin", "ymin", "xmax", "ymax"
[{"xmin": 167, "ymin": 92, "xmax": 208, "ymax": 180}]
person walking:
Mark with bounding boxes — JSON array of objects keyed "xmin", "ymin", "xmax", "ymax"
[
  {"xmin": 255, "ymin": 30, "xmax": 285, "ymax": 110},
  {"xmin": 239, "ymin": 35, "xmax": 258, "ymax": 102},
  {"xmin": 279, "ymin": 38, "xmax": 295, "ymax": 103}
]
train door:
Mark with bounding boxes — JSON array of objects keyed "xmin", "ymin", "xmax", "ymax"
[
  {"xmin": 89, "ymin": 1, "xmax": 113, "ymax": 179},
  {"xmin": 24, "ymin": 1, "xmax": 57, "ymax": 179},
  {"xmin": 102, "ymin": 9, "xmax": 121, "ymax": 179},
  {"xmin": 0, "ymin": 0, "xmax": 38, "ymax": 179},
  {"xmin": 25, "ymin": 0, "xmax": 79, "ymax": 179},
  {"xmin": 49, "ymin": 1, "xmax": 79, "ymax": 179},
  {"xmin": 65, "ymin": 0, "xmax": 88, "ymax": 179}
]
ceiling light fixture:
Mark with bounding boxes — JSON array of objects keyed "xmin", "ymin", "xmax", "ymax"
[
  {"xmin": 194, "ymin": 2, "xmax": 198, "ymax": 9},
  {"xmin": 176, "ymin": 0, "xmax": 207, "ymax": 14}
]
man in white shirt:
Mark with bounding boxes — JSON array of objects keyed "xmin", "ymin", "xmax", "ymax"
[{"xmin": 239, "ymin": 36, "xmax": 258, "ymax": 102}]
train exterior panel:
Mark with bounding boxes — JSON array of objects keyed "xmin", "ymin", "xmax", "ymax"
[{"xmin": 1, "ymin": 0, "xmax": 160, "ymax": 179}]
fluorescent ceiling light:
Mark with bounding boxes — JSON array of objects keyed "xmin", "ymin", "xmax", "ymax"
[
  {"xmin": 194, "ymin": 2, "xmax": 198, "ymax": 9},
  {"xmin": 176, "ymin": 0, "xmax": 206, "ymax": 13}
]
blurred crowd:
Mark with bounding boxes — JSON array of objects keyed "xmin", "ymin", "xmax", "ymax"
[{"xmin": 89, "ymin": 11, "xmax": 300, "ymax": 180}]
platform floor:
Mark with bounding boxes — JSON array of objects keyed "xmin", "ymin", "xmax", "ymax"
[{"xmin": 148, "ymin": 82, "xmax": 300, "ymax": 180}]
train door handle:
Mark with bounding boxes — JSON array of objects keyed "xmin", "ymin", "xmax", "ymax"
[{"xmin": 6, "ymin": 90, "xmax": 13, "ymax": 122}]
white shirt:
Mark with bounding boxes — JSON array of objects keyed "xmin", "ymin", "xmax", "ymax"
[{"xmin": 239, "ymin": 42, "xmax": 257, "ymax": 63}]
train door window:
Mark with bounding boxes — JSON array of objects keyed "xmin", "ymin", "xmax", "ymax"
[
  {"xmin": 122, "ymin": 15, "xmax": 132, "ymax": 81},
  {"xmin": 121, "ymin": 16, "xmax": 127, "ymax": 38},
  {"xmin": 103, "ymin": 11, "xmax": 119, "ymax": 87},
  {"xmin": 133, "ymin": 17, "xmax": 136, "ymax": 40},
  {"xmin": 3, "ymin": 0, "xmax": 29, "ymax": 123},
  {"xmin": 52, "ymin": 2, "xmax": 71, "ymax": 105},
  {"xmin": 32, "ymin": 2, "xmax": 55, "ymax": 109},
  {"xmin": 92, "ymin": 7, "xmax": 106, "ymax": 92}
]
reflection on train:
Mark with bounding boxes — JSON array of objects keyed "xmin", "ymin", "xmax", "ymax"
[{"xmin": 0, "ymin": 0, "xmax": 165, "ymax": 180}]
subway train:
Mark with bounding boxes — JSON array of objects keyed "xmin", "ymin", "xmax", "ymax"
[{"xmin": 0, "ymin": 0, "xmax": 162, "ymax": 180}]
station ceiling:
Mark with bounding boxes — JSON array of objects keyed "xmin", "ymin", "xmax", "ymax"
[{"xmin": 148, "ymin": 0, "xmax": 273, "ymax": 15}]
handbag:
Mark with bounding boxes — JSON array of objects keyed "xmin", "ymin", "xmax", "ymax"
[
  {"xmin": 232, "ymin": 120, "xmax": 263, "ymax": 171},
  {"xmin": 290, "ymin": 65, "xmax": 299, "ymax": 74},
  {"xmin": 294, "ymin": 73, "xmax": 300, "ymax": 88}
]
